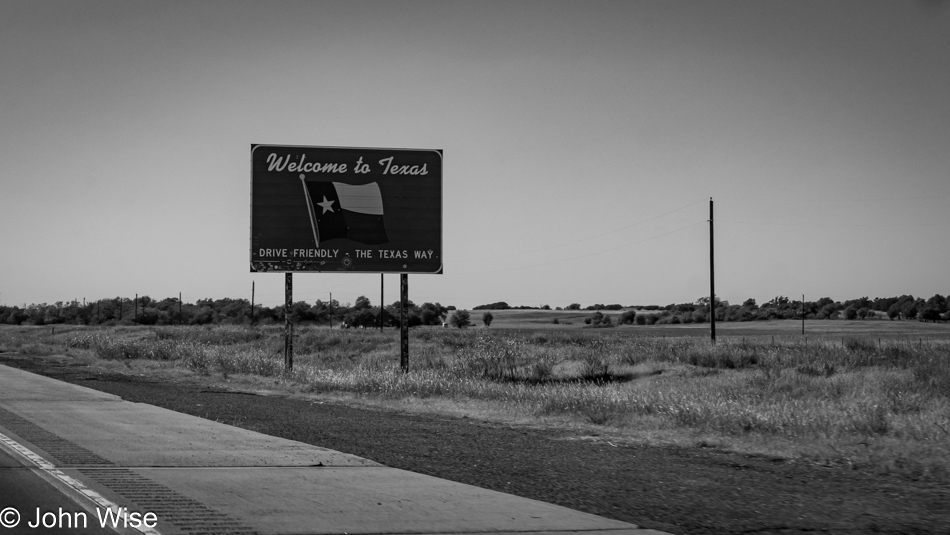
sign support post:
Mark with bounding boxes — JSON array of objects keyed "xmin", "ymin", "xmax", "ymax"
[
  {"xmin": 285, "ymin": 272, "xmax": 293, "ymax": 370},
  {"xmin": 400, "ymin": 273, "xmax": 408, "ymax": 372}
]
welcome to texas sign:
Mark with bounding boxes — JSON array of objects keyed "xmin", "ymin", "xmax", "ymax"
[{"xmin": 251, "ymin": 145, "xmax": 442, "ymax": 274}]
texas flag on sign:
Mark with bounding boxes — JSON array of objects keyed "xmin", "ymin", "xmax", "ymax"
[{"xmin": 301, "ymin": 179, "xmax": 390, "ymax": 247}]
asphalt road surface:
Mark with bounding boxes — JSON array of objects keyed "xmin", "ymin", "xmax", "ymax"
[{"xmin": 0, "ymin": 448, "xmax": 117, "ymax": 535}]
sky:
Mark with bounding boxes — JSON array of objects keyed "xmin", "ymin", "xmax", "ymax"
[{"xmin": 1, "ymin": 0, "xmax": 948, "ymax": 310}]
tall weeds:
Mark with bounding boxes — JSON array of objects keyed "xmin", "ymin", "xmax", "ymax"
[{"xmin": 3, "ymin": 325, "xmax": 949, "ymax": 480}]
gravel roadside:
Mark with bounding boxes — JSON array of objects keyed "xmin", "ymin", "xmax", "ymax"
[{"xmin": 2, "ymin": 355, "xmax": 948, "ymax": 535}]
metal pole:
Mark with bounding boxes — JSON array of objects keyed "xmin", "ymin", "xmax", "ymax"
[
  {"xmin": 802, "ymin": 294, "xmax": 805, "ymax": 335},
  {"xmin": 285, "ymin": 272, "xmax": 293, "ymax": 370},
  {"xmin": 400, "ymin": 273, "xmax": 409, "ymax": 372},
  {"xmin": 135, "ymin": 293, "xmax": 138, "ymax": 323},
  {"xmin": 251, "ymin": 281, "xmax": 255, "ymax": 324},
  {"xmin": 178, "ymin": 292, "xmax": 182, "ymax": 325},
  {"xmin": 380, "ymin": 273, "xmax": 384, "ymax": 331},
  {"xmin": 329, "ymin": 292, "xmax": 332, "ymax": 329},
  {"xmin": 709, "ymin": 197, "xmax": 716, "ymax": 342}
]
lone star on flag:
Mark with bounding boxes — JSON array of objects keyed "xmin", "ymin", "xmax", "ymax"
[{"xmin": 317, "ymin": 196, "xmax": 335, "ymax": 214}]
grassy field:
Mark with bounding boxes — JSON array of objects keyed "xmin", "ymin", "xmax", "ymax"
[{"xmin": 2, "ymin": 318, "xmax": 949, "ymax": 481}]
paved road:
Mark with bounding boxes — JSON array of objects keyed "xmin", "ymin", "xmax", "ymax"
[
  {"xmin": 0, "ymin": 448, "xmax": 119, "ymax": 535},
  {"xmin": 0, "ymin": 364, "xmax": 669, "ymax": 535}
]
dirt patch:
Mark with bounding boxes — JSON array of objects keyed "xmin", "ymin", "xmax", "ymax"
[{"xmin": 2, "ymin": 354, "xmax": 948, "ymax": 535}]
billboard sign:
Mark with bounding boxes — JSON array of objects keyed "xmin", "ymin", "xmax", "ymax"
[{"xmin": 251, "ymin": 145, "xmax": 442, "ymax": 273}]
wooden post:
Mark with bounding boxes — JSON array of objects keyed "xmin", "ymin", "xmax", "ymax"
[
  {"xmin": 709, "ymin": 197, "xmax": 716, "ymax": 343},
  {"xmin": 400, "ymin": 273, "xmax": 409, "ymax": 372},
  {"xmin": 802, "ymin": 294, "xmax": 805, "ymax": 336},
  {"xmin": 285, "ymin": 273, "xmax": 293, "ymax": 370}
]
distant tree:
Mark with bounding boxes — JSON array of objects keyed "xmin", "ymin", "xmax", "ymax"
[
  {"xmin": 419, "ymin": 302, "xmax": 447, "ymax": 325},
  {"xmin": 742, "ymin": 298, "xmax": 757, "ymax": 308},
  {"xmin": 919, "ymin": 307, "xmax": 941, "ymax": 323},
  {"xmin": 926, "ymin": 294, "xmax": 948, "ymax": 314},
  {"xmin": 887, "ymin": 304, "xmax": 901, "ymax": 320},
  {"xmin": 473, "ymin": 302, "xmax": 509, "ymax": 310},
  {"xmin": 818, "ymin": 303, "xmax": 839, "ymax": 320},
  {"xmin": 857, "ymin": 307, "xmax": 870, "ymax": 319},
  {"xmin": 843, "ymin": 305, "xmax": 858, "ymax": 320},
  {"xmin": 450, "ymin": 309, "xmax": 471, "ymax": 328},
  {"xmin": 482, "ymin": 311, "xmax": 493, "ymax": 327},
  {"xmin": 620, "ymin": 310, "xmax": 637, "ymax": 324},
  {"xmin": 902, "ymin": 299, "xmax": 920, "ymax": 320},
  {"xmin": 566, "ymin": 303, "xmax": 581, "ymax": 310},
  {"xmin": 344, "ymin": 307, "xmax": 378, "ymax": 328}
]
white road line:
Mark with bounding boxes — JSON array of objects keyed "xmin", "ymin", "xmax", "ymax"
[{"xmin": 0, "ymin": 430, "xmax": 163, "ymax": 535}]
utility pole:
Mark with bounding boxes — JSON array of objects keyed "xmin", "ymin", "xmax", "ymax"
[{"xmin": 709, "ymin": 197, "xmax": 716, "ymax": 343}]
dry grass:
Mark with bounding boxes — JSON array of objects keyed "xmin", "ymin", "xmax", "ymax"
[{"xmin": 2, "ymin": 323, "xmax": 949, "ymax": 480}]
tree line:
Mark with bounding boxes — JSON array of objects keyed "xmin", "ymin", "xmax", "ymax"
[
  {"xmin": 474, "ymin": 294, "xmax": 950, "ymax": 325},
  {"xmin": 0, "ymin": 296, "xmax": 455, "ymax": 328},
  {"xmin": 1, "ymin": 293, "xmax": 946, "ymax": 328}
]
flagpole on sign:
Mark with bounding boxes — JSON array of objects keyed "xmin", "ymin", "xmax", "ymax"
[{"xmin": 300, "ymin": 174, "xmax": 320, "ymax": 248}]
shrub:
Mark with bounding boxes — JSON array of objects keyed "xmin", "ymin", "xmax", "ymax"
[
  {"xmin": 482, "ymin": 311, "xmax": 493, "ymax": 327},
  {"xmin": 450, "ymin": 309, "xmax": 471, "ymax": 328}
]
